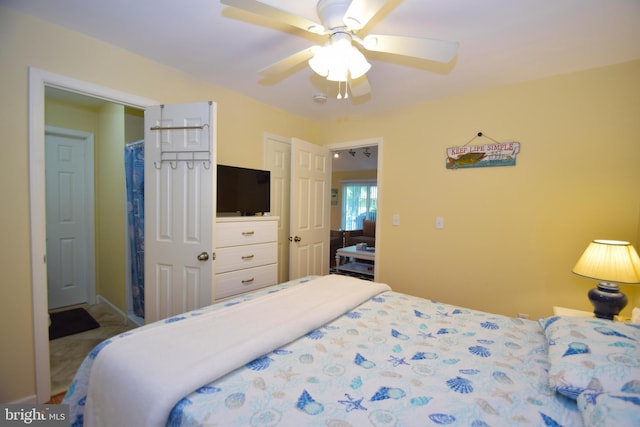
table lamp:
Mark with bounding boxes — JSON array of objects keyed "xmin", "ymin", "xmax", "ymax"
[{"xmin": 572, "ymin": 240, "xmax": 640, "ymax": 320}]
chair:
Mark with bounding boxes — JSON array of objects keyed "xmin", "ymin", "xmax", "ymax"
[{"xmin": 345, "ymin": 219, "xmax": 376, "ymax": 247}]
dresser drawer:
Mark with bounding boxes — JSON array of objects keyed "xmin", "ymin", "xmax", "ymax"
[
  {"xmin": 215, "ymin": 264, "xmax": 277, "ymax": 299},
  {"xmin": 216, "ymin": 242, "xmax": 277, "ymax": 274},
  {"xmin": 216, "ymin": 220, "xmax": 277, "ymax": 247}
]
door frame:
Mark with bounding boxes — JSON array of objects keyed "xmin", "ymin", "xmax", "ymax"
[
  {"xmin": 28, "ymin": 67, "xmax": 158, "ymax": 403},
  {"xmin": 45, "ymin": 125, "xmax": 97, "ymax": 308},
  {"xmin": 326, "ymin": 137, "xmax": 383, "ymax": 279}
]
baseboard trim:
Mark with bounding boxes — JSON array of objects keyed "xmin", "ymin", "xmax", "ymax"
[
  {"xmin": 128, "ymin": 313, "xmax": 145, "ymax": 327},
  {"xmin": 96, "ymin": 295, "xmax": 128, "ymax": 325},
  {"xmin": 8, "ymin": 394, "xmax": 38, "ymax": 404}
]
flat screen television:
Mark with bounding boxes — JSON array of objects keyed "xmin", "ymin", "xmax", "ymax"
[{"xmin": 217, "ymin": 164, "xmax": 271, "ymax": 216}]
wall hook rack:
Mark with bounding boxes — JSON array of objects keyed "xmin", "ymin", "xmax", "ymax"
[{"xmin": 150, "ymin": 103, "xmax": 213, "ymax": 170}]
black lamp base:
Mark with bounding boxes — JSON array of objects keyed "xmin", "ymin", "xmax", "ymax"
[{"xmin": 588, "ymin": 282, "xmax": 628, "ymax": 320}]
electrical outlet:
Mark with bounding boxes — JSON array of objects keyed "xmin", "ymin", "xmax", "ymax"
[
  {"xmin": 392, "ymin": 214, "xmax": 400, "ymax": 226},
  {"xmin": 435, "ymin": 217, "xmax": 444, "ymax": 229}
]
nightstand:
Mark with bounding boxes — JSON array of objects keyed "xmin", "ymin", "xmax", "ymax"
[{"xmin": 552, "ymin": 306, "xmax": 629, "ymax": 322}]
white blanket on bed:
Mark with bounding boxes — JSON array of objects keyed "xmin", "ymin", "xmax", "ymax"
[{"xmin": 84, "ymin": 275, "xmax": 390, "ymax": 427}]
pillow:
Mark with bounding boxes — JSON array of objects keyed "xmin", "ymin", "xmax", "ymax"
[
  {"xmin": 539, "ymin": 316, "xmax": 640, "ymax": 399},
  {"xmin": 577, "ymin": 391, "xmax": 640, "ymax": 427}
]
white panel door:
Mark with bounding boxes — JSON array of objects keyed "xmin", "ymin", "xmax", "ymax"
[
  {"xmin": 264, "ymin": 135, "xmax": 291, "ymax": 283},
  {"xmin": 45, "ymin": 128, "xmax": 95, "ymax": 309},
  {"xmin": 144, "ymin": 102, "xmax": 216, "ymax": 322},
  {"xmin": 289, "ymin": 138, "xmax": 330, "ymax": 279}
]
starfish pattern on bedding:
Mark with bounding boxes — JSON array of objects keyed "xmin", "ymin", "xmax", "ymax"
[
  {"xmin": 388, "ymin": 355, "xmax": 409, "ymax": 367},
  {"xmin": 417, "ymin": 331, "xmax": 437, "ymax": 339},
  {"xmin": 275, "ymin": 367, "xmax": 299, "ymax": 382},
  {"xmin": 338, "ymin": 393, "xmax": 367, "ymax": 412}
]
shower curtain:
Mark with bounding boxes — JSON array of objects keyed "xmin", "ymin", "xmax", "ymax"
[{"xmin": 125, "ymin": 140, "xmax": 145, "ymax": 319}]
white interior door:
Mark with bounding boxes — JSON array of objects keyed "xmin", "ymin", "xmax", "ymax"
[
  {"xmin": 144, "ymin": 102, "xmax": 216, "ymax": 322},
  {"xmin": 264, "ymin": 134, "xmax": 291, "ymax": 283},
  {"xmin": 289, "ymin": 138, "xmax": 330, "ymax": 279},
  {"xmin": 45, "ymin": 127, "xmax": 95, "ymax": 309}
]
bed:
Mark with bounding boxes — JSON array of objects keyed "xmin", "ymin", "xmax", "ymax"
[{"xmin": 63, "ymin": 275, "xmax": 640, "ymax": 426}]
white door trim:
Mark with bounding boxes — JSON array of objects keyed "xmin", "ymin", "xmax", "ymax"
[
  {"xmin": 325, "ymin": 137, "xmax": 383, "ymax": 279},
  {"xmin": 28, "ymin": 67, "xmax": 158, "ymax": 403},
  {"xmin": 45, "ymin": 125, "xmax": 96, "ymax": 307}
]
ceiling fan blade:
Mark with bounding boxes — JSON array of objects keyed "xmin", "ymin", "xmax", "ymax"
[
  {"xmin": 221, "ymin": 0, "xmax": 325, "ymax": 34},
  {"xmin": 363, "ymin": 34, "xmax": 459, "ymax": 63},
  {"xmin": 259, "ymin": 47, "xmax": 318, "ymax": 77},
  {"xmin": 348, "ymin": 75, "xmax": 371, "ymax": 97},
  {"xmin": 343, "ymin": 0, "xmax": 388, "ymax": 31}
]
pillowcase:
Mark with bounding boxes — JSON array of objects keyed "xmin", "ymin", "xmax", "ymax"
[
  {"xmin": 577, "ymin": 391, "xmax": 640, "ymax": 427},
  {"xmin": 539, "ymin": 316, "xmax": 640, "ymax": 399}
]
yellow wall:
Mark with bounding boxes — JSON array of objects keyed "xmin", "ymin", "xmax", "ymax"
[
  {"xmin": 321, "ymin": 59, "xmax": 640, "ymax": 319},
  {"xmin": 95, "ymin": 103, "xmax": 127, "ymax": 309},
  {"xmin": 0, "ymin": 7, "xmax": 319, "ymax": 403},
  {"xmin": 1, "ymin": 5, "xmax": 639, "ymax": 404}
]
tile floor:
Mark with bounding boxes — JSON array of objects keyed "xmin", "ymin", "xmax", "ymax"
[{"xmin": 48, "ymin": 304, "xmax": 138, "ymax": 396}]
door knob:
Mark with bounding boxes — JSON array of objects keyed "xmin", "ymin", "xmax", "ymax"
[
  {"xmin": 293, "ymin": 236, "xmax": 301, "ymax": 242},
  {"xmin": 197, "ymin": 251, "xmax": 210, "ymax": 261}
]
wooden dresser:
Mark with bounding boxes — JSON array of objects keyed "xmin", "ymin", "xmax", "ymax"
[{"xmin": 215, "ymin": 216, "xmax": 278, "ymax": 300}]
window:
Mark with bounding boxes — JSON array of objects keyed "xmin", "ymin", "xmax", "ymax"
[{"xmin": 341, "ymin": 180, "xmax": 377, "ymax": 230}]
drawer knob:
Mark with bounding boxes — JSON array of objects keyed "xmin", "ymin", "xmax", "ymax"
[
  {"xmin": 241, "ymin": 254, "xmax": 255, "ymax": 260},
  {"xmin": 241, "ymin": 231, "xmax": 255, "ymax": 236},
  {"xmin": 241, "ymin": 278, "xmax": 255, "ymax": 284}
]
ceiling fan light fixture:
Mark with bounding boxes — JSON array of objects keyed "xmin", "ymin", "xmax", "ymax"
[
  {"xmin": 308, "ymin": 45, "xmax": 331, "ymax": 77},
  {"xmin": 327, "ymin": 65, "xmax": 348, "ymax": 82},
  {"xmin": 308, "ymin": 38, "xmax": 371, "ymax": 82},
  {"xmin": 347, "ymin": 47, "xmax": 371, "ymax": 79}
]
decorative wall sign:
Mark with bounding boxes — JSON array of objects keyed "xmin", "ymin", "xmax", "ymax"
[{"xmin": 446, "ymin": 133, "xmax": 520, "ymax": 169}]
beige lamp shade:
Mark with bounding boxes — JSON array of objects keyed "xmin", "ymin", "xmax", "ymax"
[{"xmin": 572, "ymin": 240, "xmax": 640, "ymax": 284}]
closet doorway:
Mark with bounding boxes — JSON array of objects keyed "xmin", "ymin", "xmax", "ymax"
[
  {"xmin": 30, "ymin": 69, "xmax": 156, "ymax": 403},
  {"xmin": 44, "ymin": 87, "xmax": 144, "ymax": 319}
]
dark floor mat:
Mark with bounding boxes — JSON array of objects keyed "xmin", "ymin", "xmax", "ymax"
[{"xmin": 49, "ymin": 307, "xmax": 100, "ymax": 340}]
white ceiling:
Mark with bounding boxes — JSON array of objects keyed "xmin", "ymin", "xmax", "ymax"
[{"xmin": 5, "ymin": 0, "xmax": 640, "ymax": 121}]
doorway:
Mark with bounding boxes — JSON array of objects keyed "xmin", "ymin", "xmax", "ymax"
[
  {"xmin": 29, "ymin": 67, "xmax": 157, "ymax": 403},
  {"xmin": 328, "ymin": 138, "xmax": 382, "ymax": 279},
  {"xmin": 264, "ymin": 135, "xmax": 383, "ymax": 280}
]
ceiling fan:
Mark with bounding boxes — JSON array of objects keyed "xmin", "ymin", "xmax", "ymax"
[{"xmin": 220, "ymin": 0, "xmax": 459, "ymax": 98}]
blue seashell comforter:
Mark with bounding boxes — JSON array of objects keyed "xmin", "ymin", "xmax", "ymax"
[{"xmin": 64, "ymin": 275, "xmax": 583, "ymax": 426}]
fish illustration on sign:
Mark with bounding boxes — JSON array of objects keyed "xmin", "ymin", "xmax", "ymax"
[{"xmin": 446, "ymin": 142, "xmax": 520, "ymax": 169}]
